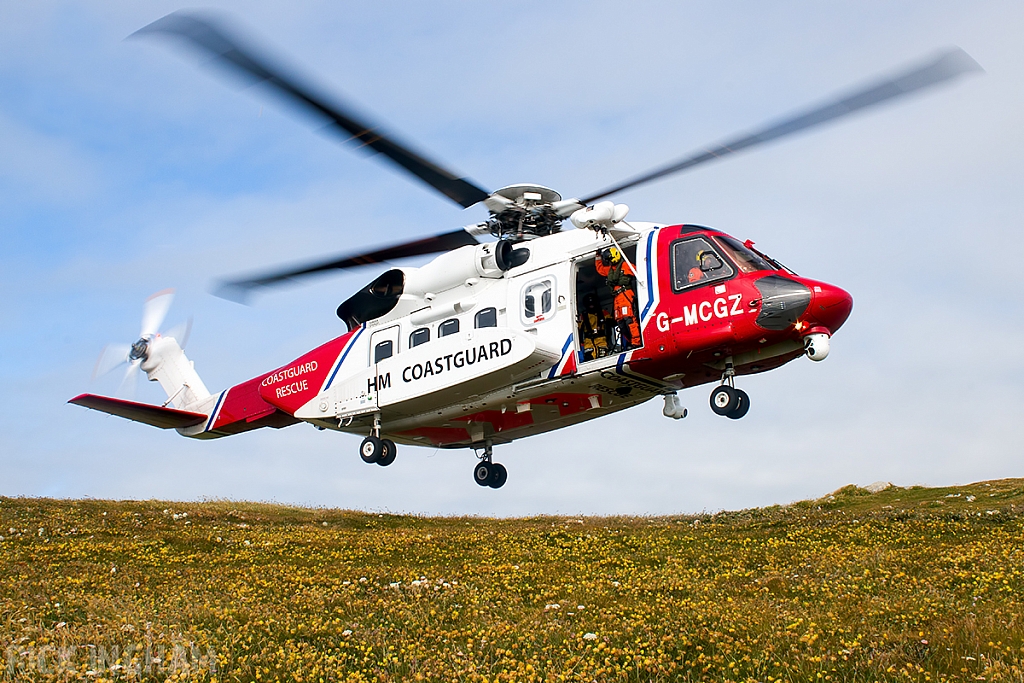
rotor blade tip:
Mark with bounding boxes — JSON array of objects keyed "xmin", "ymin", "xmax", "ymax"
[
  {"xmin": 212, "ymin": 282, "xmax": 253, "ymax": 305},
  {"xmin": 130, "ymin": 11, "xmax": 191, "ymax": 39},
  {"xmin": 146, "ymin": 287, "xmax": 175, "ymax": 302},
  {"xmin": 942, "ymin": 47, "xmax": 985, "ymax": 75}
]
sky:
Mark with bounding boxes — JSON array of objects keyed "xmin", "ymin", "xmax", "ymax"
[{"xmin": 1, "ymin": 1, "xmax": 1022, "ymax": 516}]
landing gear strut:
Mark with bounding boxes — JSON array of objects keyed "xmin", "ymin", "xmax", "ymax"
[
  {"xmin": 709, "ymin": 358, "xmax": 750, "ymax": 419},
  {"xmin": 473, "ymin": 440, "xmax": 507, "ymax": 489},
  {"xmin": 358, "ymin": 413, "xmax": 398, "ymax": 466}
]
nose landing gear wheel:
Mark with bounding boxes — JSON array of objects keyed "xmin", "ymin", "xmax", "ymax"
[
  {"xmin": 710, "ymin": 386, "xmax": 739, "ymax": 415},
  {"xmin": 377, "ymin": 438, "xmax": 397, "ymax": 466},
  {"xmin": 726, "ymin": 389, "xmax": 750, "ymax": 419},
  {"xmin": 360, "ymin": 435, "xmax": 383, "ymax": 463}
]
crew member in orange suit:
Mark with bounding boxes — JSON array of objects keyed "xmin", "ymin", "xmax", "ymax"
[
  {"xmin": 596, "ymin": 246, "xmax": 635, "ymax": 283},
  {"xmin": 612, "ymin": 285, "xmax": 640, "ymax": 350},
  {"xmin": 597, "ymin": 248, "xmax": 640, "ymax": 350}
]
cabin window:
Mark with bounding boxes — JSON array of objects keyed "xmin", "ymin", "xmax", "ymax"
[
  {"xmin": 474, "ymin": 307, "xmax": 497, "ymax": 328},
  {"xmin": 409, "ymin": 327, "xmax": 430, "ymax": 348},
  {"xmin": 438, "ymin": 318, "xmax": 460, "ymax": 337},
  {"xmin": 373, "ymin": 340, "xmax": 394, "ymax": 363},
  {"xmin": 670, "ymin": 237, "xmax": 734, "ymax": 292},
  {"xmin": 522, "ymin": 278, "xmax": 555, "ymax": 324},
  {"xmin": 714, "ymin": 235, "xmax": 774, "ymax": 273}
]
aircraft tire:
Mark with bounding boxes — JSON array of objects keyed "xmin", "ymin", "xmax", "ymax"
[
  {"xmin": 710, "ymin": 386, "xmax": 739, "ymax": 416},
  {"xmin": 378, "ymin": 439, "xmax": 397, "ymax": 466},
  {"xmin": 474, "ymin": 461, "xmax": 493, "ymax": 487},
  {"xmin": 489, "ymin": 463, "xmax": 508, "ymax": 489},
  {"xmin": 360, "ymin": 435, "xmax": 383, "ymax": 463},
  {"xmin": 727, "ymin": 390, "xmax": 750, "ymax": 419}
]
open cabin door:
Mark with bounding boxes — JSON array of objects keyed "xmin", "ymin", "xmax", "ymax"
[{"xmin": 573, "ymin": 243, "xmax": 643, "ymax": 365}]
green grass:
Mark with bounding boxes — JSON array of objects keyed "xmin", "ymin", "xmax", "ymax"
[{"xmin": 3, "ymin": 479, "xmax": 1024, "ymax": 682}]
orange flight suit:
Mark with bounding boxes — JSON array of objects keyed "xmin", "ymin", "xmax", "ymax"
[
  {"xmin": 613, "ymin": 286, "xmax": 640, "ymax": 349},
  {"xmin": 597, "ymin": 255, "xmax": 640, "ymax": 350},
  {"xmin": 596, "ymin": 258, "xmax": 636, "ymax": 281}
]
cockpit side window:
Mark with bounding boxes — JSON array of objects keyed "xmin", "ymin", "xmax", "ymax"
[
  {"xmin": 670, "ymin": 237, "xmax": 734, "ymax": 292},
  {"xmin": 714, "ymin": 235, "xmax": 774, "ymax": 273}
]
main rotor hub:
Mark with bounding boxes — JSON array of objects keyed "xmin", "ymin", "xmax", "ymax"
[
  {"xmin": 492, "ymin": 184, "xmax": 562, "ymax": 204},
  {"xmin": 484, "ymin": 184, "xmax": 565, "ymax": 242}
]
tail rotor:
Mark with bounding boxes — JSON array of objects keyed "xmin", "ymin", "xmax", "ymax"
[{"xmin": 92, "ymin": 289, "xmax": 190, "ymax": 397}]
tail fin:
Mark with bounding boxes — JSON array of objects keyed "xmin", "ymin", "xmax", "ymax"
[{"xmin": 139, "ymin": 336, "xmax": 213, "ymax": 411}]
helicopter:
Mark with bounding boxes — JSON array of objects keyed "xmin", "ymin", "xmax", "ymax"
[{"xmin": 69, "ymin": 12, "xmax": 982, "ymax": 489}]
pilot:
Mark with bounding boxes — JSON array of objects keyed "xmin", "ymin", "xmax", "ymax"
[
  {"xmin": 578, "ymin": 293, "xmax": 610, "ymax": 360},
  {"xmin": 688, "ymin": 249, "xmax": 715, "ymax": 283}
]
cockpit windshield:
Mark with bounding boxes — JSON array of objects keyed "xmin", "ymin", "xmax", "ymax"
[{"xmin": 714, "ymin": 235, "xmax": 775, "ymax": 273}]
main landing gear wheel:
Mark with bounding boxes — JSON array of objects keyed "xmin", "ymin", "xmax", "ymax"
[
  {"xmin": 360, "ymin": 435, "xmax": 383, "ymax": 463},
  {"xmin": 489, "ymin": 463, "xmax": 508, "ymax": 489},
  {"xmin": 473, "ymin": 461, "xmax": 508, "ymax": 489},
  {"xmin": 378, "ymin": 438, "xmax": 397, "ymax": 466},
  {"xmin": 473, "ymin": 439, "xmax": 506, "ymax": 489},
  {"xmin": 726, "ymin": 389, "xmax": 750, "ymax": 420},
  {"xmin": 474, "ymin": 461, "xmax": 493, "ymax": 487}
]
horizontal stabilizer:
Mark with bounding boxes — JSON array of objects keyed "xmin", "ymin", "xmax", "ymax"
[{"xmin": 69, "ymin": 394, "xmax": 207, "ymax": 429}]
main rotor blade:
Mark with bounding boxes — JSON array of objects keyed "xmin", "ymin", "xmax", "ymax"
[
  {"xmin": 581, "ymin": 47, "xmax": 982, "ymax": 204},
  {"xmin": 134, "ymin": 12, "xmax": 491, "ymax": 209},
  {"xmin": 214, "ymin": 228, "xmax": 481, "ymax": 302}
]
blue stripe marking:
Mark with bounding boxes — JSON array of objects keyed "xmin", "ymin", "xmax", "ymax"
[
  {"xmin": 325, "ymin": 326, "xmax": 364, "ymax": 391},
  {"xmin": 204, "ymin": 390, "xmax": 227, "ymax": 432},
  {"xmin": 640, "ymin": 228, "xmax": 656, "ymax": 322},
  {"xmin": 548, "ymin": 334, "xmax": 574, "ymax": 378},
  {"xmin": 616, "ymin": 353, "xmax": 626, "ymax": 374}
]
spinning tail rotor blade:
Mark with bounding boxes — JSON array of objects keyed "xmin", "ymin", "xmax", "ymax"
[
  {"xmin": 581, "ymin": 47, "xmax": 983, "ymax": 204},
  {"xmin": 215, "ymin": 228, "xmax": 481, "ymax": 302},
  {"xmin": 118, "ymin": 360, "xmax": 142, "ymax": 399},
  {"xmin": 134, "ymin": 12, "xmax": 490, "ymax": 209},
  {"xmin": 92, "ymin": 343, "xmax": 132, "ymax": 380},
  {"xmin": 140, "ymin": 289, "xmax": 174, "ymax": 338},
  {"xmin": 164, "ymin": 317, "xmax": 193, "ymax": 350}
]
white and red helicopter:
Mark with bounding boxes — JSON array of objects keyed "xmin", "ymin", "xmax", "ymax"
[{"xmin": 70, "ymin": 13, "xmax": 981, "ymax": 488}]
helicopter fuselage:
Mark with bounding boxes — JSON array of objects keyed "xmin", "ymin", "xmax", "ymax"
[{"xmin": 180, "ymin": 222, "xmax": 852, "ymax": 447}]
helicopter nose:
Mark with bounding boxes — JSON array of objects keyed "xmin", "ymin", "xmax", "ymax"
[{"xmin": 808, "ymin": 282, "xmax": 853, "ymax": 332}]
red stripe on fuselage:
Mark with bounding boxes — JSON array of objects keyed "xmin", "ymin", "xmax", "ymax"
[
  {"xmin": 209, "ymin": 376, "xmax": 279, "ymax": 431},
  {"xmin": 209, "ymin": 329, "xmax": 358, "ymax": 431},
  {"xmin": 258, "ymin": 330, "xmax": 358, "ymax": 414}
]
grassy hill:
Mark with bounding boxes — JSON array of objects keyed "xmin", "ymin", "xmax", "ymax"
[{"xmin": 3, "ymin": 480, "xmax": 1024, "ymax": 682}]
